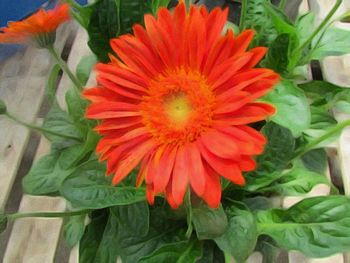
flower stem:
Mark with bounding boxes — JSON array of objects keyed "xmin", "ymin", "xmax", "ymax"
[
  {"xmin": 47, "ymin": 45, "xmax": 83, "ymax": 91},
  {"xmin": 293, "ymin": 0, "xmax": 342, "ymax": 56},
  {"xmin": 224, "ymin": 252, "xmax": 233, "ymax": 263},
  {"xmin": 278, "ymin": 0, "xmax": 287, "ymax": 10},
  {"xmin": 8, "ymin": 209, "xmax": 90, "ymax": 221},
  {"xmin": 293, "ymin": 119, "xmax": 350, "ymax": 159},
  {"xmin": 239, "ymin": 0, "xmax": 247, "ymax": 31},
  {"xmin": 5, "ymin": 112, "xmax": 81, "ymax": 141}
]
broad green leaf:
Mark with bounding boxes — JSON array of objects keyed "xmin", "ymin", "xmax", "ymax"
[
  {"xmin": 0, "ymin": 212, "xmax": 8, "ymax": 234},
  {"xmin": 215, "ymin": 203, "xmax": 258, "ymax": 263},
  {"xmin": 255, "ymin": 238, "xmax": 280, "ymax": 263},
  {"xmin": 22, "ymin": 151, "xmax": 75, "ymax": 195},
  {"xmin": 263, "ymin": 33, "xmax": 298, "ymax": 74},
  {"xmin": 138, "ymin": 240, "xmax": 203, "ymax": 263},
  {"xmin": 87, "ymin": 0, "xmax": 119, "ymax": 62},
  {"xmin": 257, "ymin": 122, "xmax": 295, "ymax": 173},
  {"xmin": 60, "ymin": 161, "xmax": 146, "ymax": 209},
  {"xmin": 94, "ymin": 210, "xmax": 120, "ymax": 263},
  {"xmin": 303, "ymin": 106, "xmax": 339, "ymax": 148},
  {"xmin": 295, "ymin": 12, "xmax": 316, "ymax": 44},
  {"xmin": 150, "ymin": 0, "xmax": 171, "ymax": 15},
  {"xmin": 114, "ymin": 201, "xmax": 150, "ymax": 237},
  {"xmin": 240, "ymin": 0, "xmax": 278, "ymax": 46},
  {"xmin": 46, "ymin": 64, "xmax": 61, "ymax": 103},
  {"xmin": 261, "ymin": 167, "xmax": 329, "ymax": 196},
  {"xmin": 65, "ymin": 88, "xmax": 93, "ymax": 136},
  {"xmin": 263, "ymin": 80, "xmax": 311, "ymax": 137},
  {"xmin": 87, "ymin": 0, "xmax": 149, "ymax": 62},
  {"xmin": 43, "ymin": 103, "xmax": 82, "ymax": 143},
  {"xmin": 64, "ymin": 214, "xmax": 86, "ymax": 247},
  {"xmin": 58, "ymin": 130, "xmax": 99, "ymax": 169},
  {"xmin": 79, "ymin": 209, "xmax": 109, "ymax": 263},
  {"xmin": 197, "ymin": 241, "xmax": 225, "ymax": 263},
  {"xmin": 76, "ymin": 54, "xmax": 97, "ymax": 85},
  {"xmin": 299, "ymin": 80, "xmax": 343, "ymax": 97},
  {"xmin": 192, "ymin": 204, "xmax": 228, "ymax": 240},
  {"xmin": 245, "ymin": 122, "xmax": 295, "ymax": 191},
  {"xmin": 243, "ymin": 197, "xmax": 272, "ymax": 211},
  {"xmin": 111, "ymin": 207, "xmax": 186, "ymax": 263},
  {"xmin": 311, "ymin": 27, "xmax": 350, "ymax": 59},
  {"xmin": 263, "ymin": 2, "xmax": 295, "ymax": 35},
  {"xmin": 257, "ymin": 196, "xmax": 350, "ymax": 257},
  {"xmin": 335, "ymin": 100, "xmax": 350, "ymax": 114},
  {"xmin": 301, "ymin": 148, "xmax": 327, "ymax": 174},
  {"xmin": 67, "ymin": 0, "xmax": 94, "ymax": 29}
]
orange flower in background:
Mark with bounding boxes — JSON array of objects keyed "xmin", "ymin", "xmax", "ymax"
[
  {"xmin": 84, "ymin": 1, "xmax": 280, "ymax": 209},
  {"xmin": 0, "ymin": 3, "xmax": 70, "ymax": 44}
]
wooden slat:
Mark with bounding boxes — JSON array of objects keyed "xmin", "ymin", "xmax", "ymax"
[
  {"xmin": 0, "ymin": 22, "xmax": 75, "ymax": 209},
  {"xmin": 307, "ymin": 1, "xmax": 350, "ymax": 262},
  {"xmin": 3, "ymin": 26, "xmax": 93, "ymax": 263},
  {"xmin": 3, "ymin": 136, "xmax": 66, "ymax": 263}
]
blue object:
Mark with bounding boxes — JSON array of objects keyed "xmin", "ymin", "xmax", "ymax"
[{"xmin": 0, "ymin": 0, "xmax": 88, "ymax": 61}]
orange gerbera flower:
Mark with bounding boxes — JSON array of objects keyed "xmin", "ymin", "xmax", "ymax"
[
  {"xmin": 84, "ymin": 1, "xmax": 280, "ymax": 209},
  {"xmin": 0, "ymin": 3, "xmax": 70, "ymax": 45}
]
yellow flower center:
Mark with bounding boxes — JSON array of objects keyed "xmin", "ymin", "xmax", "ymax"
[
  {"xmin": 164, "ymin": 92, "xmax": 192, "ymax": 127},
  {"xmin": 140, "ymin": 68, "xmax": 215, "ymax": 145}
]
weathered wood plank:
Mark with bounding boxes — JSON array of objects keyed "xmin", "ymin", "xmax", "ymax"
[
  {"xmin": 3, "ymin": 24, "xmax": 93, "ymax": 263},
  {"xmin": 3, "ymin": 136, "xmax": 66, "ymax": 263},
  {"xmin": 0, "ymin": 22, "xmax": 75, "ymax": 209}
]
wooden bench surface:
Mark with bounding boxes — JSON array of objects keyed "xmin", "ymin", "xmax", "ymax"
[{"xmin": 0, "ymin": 1, "xmax": 350, "ymax": 262}]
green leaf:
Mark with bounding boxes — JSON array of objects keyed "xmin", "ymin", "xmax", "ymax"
[
  {"xmin": 115, "ymin": 201, "xmax": 150, "ymax": 237},
  {"xmin": 150, "ymin": 0, "xmax": 171, "ymax": 15},
  {"xmin": 303, "ymin": 106, "xmax": 339, "ymax": 148},
  {"xmin": 70, "ymin": 2, "xmax": 94, "ymax": 29},
  {"xmin": 311, "ymin": 27, "xmax": 350, "ymax": 59},
  {"xmin": 60, "ymin": 161, "xmax": 146, "ymax": 209},
  {"xmin": 87, "ymin": 0, "xmax": 119, "ymax": 62},
  {"xmin": 76, "ymin": 54, "xmax": 97, "ymax": 85},
  {"xmin": 245, "ymin": 122, "xmax": 295, "ymax": 191},
  {"xmin": 94, "ymin": 210, "xmax": 120, "ymax": 263},
  {"xmin": 296, "ymin": 12, "xmax": 316, "ymax": 44},
  {"xmin": 261, "ymin": 167, "xmax": 329, "ymax": 196},
  {"xmin": 0, "ymin": 212, "xmax": 8, "ymax": 234},
  {"xmin": 263, "ymin": 2, "xmax": 295, "ymax": 35},
  {"xmin": 46, "ymin": 64, "xmax": 61, "ymax": 103},
  {"xmin": 215, "ymin": 203, "xmax": 258, "ymax": 263},
  {"xmin": 257, "ymin": 196, "xmax": 350, "ymax": 257},
  {"xmin": 192, "ymin": 204, "xmax": 228, "ymax": 240},
  {"xmin": 111, "ymin": 207, "xmax": 186, "ymax": 263},
  {"xmin": 335, "ymin": 100, "xmax": 350, "ymax": 114},
  {"xmin": 257, "ymin": 122, "xmax": 295, "ymax": 173},
  {"xmin": 301, "ymin": 148, "xmax": 327, "ymax": 174},
  {"xmin": 43, "ymin": 103, "xmax": 82, "ymax": 143},
  {"xmin": 87, "ymin": 0, "xmax": 149, "ymax": 62},
  {"xmin": 0, "ymin": 99, "xmax": 7, "ymax": 114},
  {"xmin": 240, "ymin": 0, "xmax": 278, "ymax": 46},
  {"xmin": 299, "ymin": 80, "xmax": 343, "ymax": 97},
  {"xmin": 263, "ymin": 80, "xmax": 311, "ymax": 137},
  {"xmin": 263, "ymin": 33, "xmax": 298, "ymax": 74},
  {"xmin": 197, "ymin": 241, "xmax": 225, "ymax": 263},
  {"xmin": 138, "ymin": 240, "xmax": 203, "ymax": 263},
  {"xmin": 22, "ymin": 151, "xmax": 75, "ymax": 195},
  {"xmin": 64, "ymin": 214, "xmax": 86, "ymax": 247},
  {"xmin": 65, "ymin": 88, "xmax": 93, "ymax": 137},
  {"xmin": 79, "ymin": 209, "xmax": 109, "ymax": 263}
]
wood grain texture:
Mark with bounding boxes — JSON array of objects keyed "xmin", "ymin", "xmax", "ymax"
[
  {"xmin": 3, "ymin": 136, "xmax": 66, "ymax": 263},
  {"xmin": 0, "ymin": 22, "xmax": 74, "ymax": 209}
]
